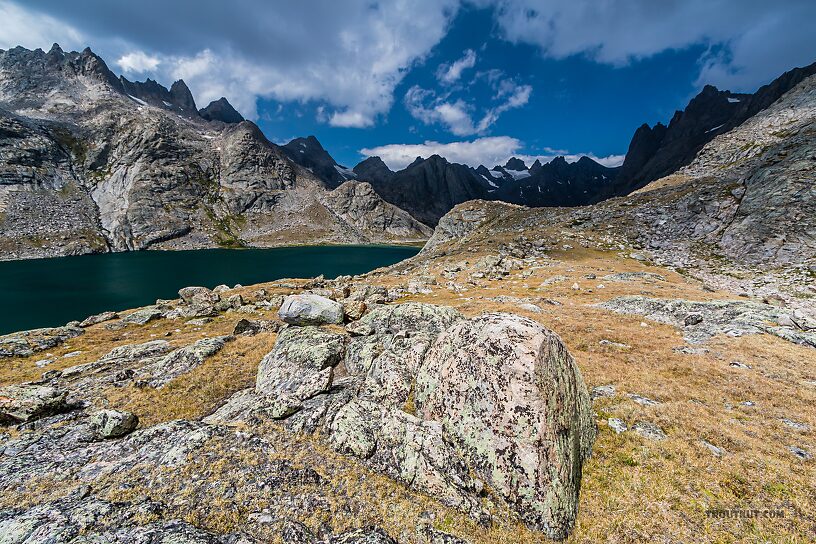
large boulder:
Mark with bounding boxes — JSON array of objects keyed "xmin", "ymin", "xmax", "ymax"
[
  {"xmin": 279, "ymin": 294, "xmax": 344, "ymax": 326},
  {"xmin": 0, "ymin": 384, "xmax": 69, "ymax": 424},
  {"xmin": 415, "ymin": 312, "xmax": 596, "ymax": 539},
  {"xmin": 256, "ymin": 326, "xmax": 346, "ymax": 400}
]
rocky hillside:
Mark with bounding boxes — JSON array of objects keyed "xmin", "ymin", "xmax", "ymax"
[
  {"xmin": 615, "ymin": 60, "xmax": 816, "ymax": 193},
  {"xmin": 0, "ymin": 45, "xmax": 431, "ymax": 260}
]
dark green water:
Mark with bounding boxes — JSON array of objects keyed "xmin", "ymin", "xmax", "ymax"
[{"xmin": 0, "ymin": 245, "xmax": 419, "ymax": 335}]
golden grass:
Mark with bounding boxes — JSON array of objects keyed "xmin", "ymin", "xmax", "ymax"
[{"xmin": 103, "ymin": 331, "xmax": 277, "ymax": 427}]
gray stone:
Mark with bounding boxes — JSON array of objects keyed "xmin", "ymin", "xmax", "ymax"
[
  {"xmin": 356, "ymin": 302, "xmax": 462, "ymax": 337},
  {"xmin": 781, "ymin": 418, "xmax": 809, "ymax": 431},
  {"xmin": 788, "ymin": 446, "xmax": 812, "ymax": 460},
  {"xmin": 141, "ymin": 336, "xmax": 230, "ymax": 387},
  {"xmin": 90, "ymin": 409, "xmax": 139, "ymax": 439},
  {"xmin": 627, "ymin": 393, "xmax": 660, "ymax": 407},
  {"xmin": 121, "ymin": 307, "xmax": 164, "ymax": 326},
  {"xmin": 79, "ymin": 311, "xmax": 119, "ymax": 327},
  {"xmin": 256, "ymin": 326, "xmax": 345, "ymax": 400},
  {"xmin": 591, "ymin": 384, "xmax": 616, "ymax": 400},
  {"xmin": 178, "ymin": 286, "xmax": 219, "ymax": 304},
  {"xmin": 233, "ymin": 318, "xmax": 282, "ymax": 336},
  {"xmin": 0, "ymin": 384, "xmax": 68, "ymax": 424},
  {"xmin": 632, "ymin": 421, "xmax": 666, "ymax": 441},
  {"xmin": 607, "ymin": 418, "xmax": 627, "ymax": 434},
  {"xmin": 700, "ymin": 439, "xmax": 725, "ymax": 457},
  {"xmin": 278, "ymin": 294, "xmax": 344, "ymax": 326}
]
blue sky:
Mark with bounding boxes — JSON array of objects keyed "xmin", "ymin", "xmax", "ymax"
[
  {"xmin": 2, "ymin": 0, "xmax": 815, "ymax": 169},
  {"xmin": 257, "ymin": 6, "xmax": 710, "ymax": 167}
]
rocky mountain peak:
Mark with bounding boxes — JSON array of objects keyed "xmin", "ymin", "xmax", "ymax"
[
  {"xmin": 352, "ymin": 156, "xmax": 394, "ymax": 184},
  {"xmin": 504, "ymin": 157, "xmax": 527, "ymax": 171},
  {"xmin": 408, "ymin": 156, "xmax": 425, "ymax": 168},
  {"xmin": 169, "ymin": 80, "xmax": 197, "ymax": 112},
  {"xmin": 199, "ymin": 97, "xmax": 244, "ymax": 124},
  {"xmin": 282, "ymin": 135, "xmax": 354, "ymax": 188}
]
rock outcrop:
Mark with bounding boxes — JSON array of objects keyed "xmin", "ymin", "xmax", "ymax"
[
  {"xmin": 215, "ymin": 302, "xmax": 595, "ymax": 537},
  {"xmin": 415, "ymin": 313, "xmax": 595, "ymax": 538}
]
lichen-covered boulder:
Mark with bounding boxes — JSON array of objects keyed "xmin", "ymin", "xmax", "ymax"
[
  {"xmin": 355, "ymin": 302, "xmax": 462, "ymax": 336},
  {"xmin": 256, "ymin": 326, "xmax": 346, "ymax": 400},
  {"xmin": 0, "ymin": 384, "xmax": 69, "ymax": 424},
  {"xmin": 279, "ymin": 294, "xmax": 344, "ymax": 326},
  {"xmin": 415, "ymin": 312, "xmax": 596, "ymax": 539},
  {"xmin": 90, "ymin": 409, "xmax": 139, "ymax": 439}
]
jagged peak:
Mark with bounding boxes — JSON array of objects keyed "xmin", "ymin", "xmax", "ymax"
[{"xmin": 504, "ymin": 157, "xmax": 528, "ymax": 170}]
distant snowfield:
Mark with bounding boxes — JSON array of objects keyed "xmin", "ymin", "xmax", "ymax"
[{"xmin": 334, "ymin": 164, "xmax": 357, "ymax": 179}]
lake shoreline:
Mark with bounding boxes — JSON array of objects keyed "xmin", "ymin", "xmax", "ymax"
[{"xmin": 0, "ymin": 245, "xmax": 420, "ymax": 335}]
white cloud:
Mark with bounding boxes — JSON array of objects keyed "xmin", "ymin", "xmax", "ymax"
[
  {"xmin": 116, "ymin": 51, "xmax": 160, "ymax": 73},
  {"xmin": 361, "ymin": 136, "xmax": 624, "ymax": 170},
  {"xmin": 437, "ymin": 49, "xmax": 477, "ymax": 84},
  {"xmin": 0, "ymin": 0, "xmax": 83, "ymax": 51},
  {"xmin": 480, "ymin": 0, "xmax": 816, "ymax": 91},
  {"xmin": 2, "ymin": 0, "xmax": 460, "ymax": 123},
  {"xmin": 404, "ymin": 80, "xmax": 532, "ymax": 136}
]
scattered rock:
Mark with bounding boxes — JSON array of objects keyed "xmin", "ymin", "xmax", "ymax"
[
  {"xmin": 599, "ymin": 339, "xmax": 630, "ymax": 348},
  {"xmin": 602, "ymin": 272, "xmax": 666, "ymax": 282},
  {"xmin": 700, "ymin": 440, "xmax": 725, "ymax": 457},
  {"xmin": 279, "ymin": 294, "xmax": 344, "ymax": 326},
  {"xmin": 608, "ymin": 418, "xmax": 627, "ymax": 434},
  {"xmin": 121, "ymin": 307, "xmax": 164, "ymax": 326},
  {"xmin": 90, "ymin": 409, "xmax": 139, "ymax": 439},
  {"xmin": 684, "ymin": 313, "xmax": 703, "ymax": 326},
  {"xmin": 256, "ymin": 326, "xmax": 345, "ymax": 400},
  {"xmin": 141, "ymin": 336, "xmax": 230, "ymax": 387},
  {"xmin": 79, "ymin": 311, "xmax": 119, "ymax": 327},
  {"xmin": 343, "ymin": 300, "xmax": 367, "ymax": 321},
  {"xmin": 632, "ymin": 421, "xmax": 666, "ymax": 441},
  {"xmin": 518, "ymin": 302, "xmax": 543, "ymax": 313},
  {"xmin": 787, "ymin": 446, "xmax": 811, "ymax": 460},
  {"xmin": 0, "ymin": 384, "xmax": 68, "ymax": 424},
  {"xmin": 178, "ymin": 286, "xmax": 219, "ymax": 305},
  {"xmin": 781, "ymin": 418, "xmax": 809, "ymax": 431},
  {"xmin": 627, "ymin": 393, "xmax": 660, "ymax": 406},
  {"xmin": 591, "ymin": 385, "xmax": 616, "ymax": 400},
  {"xmin": 232, "ymin": 318, "xmax": 282, "ymax": 336},
  {"xmin": 598, "ymin": 296, "xmax": 816, "ymax": 347}
]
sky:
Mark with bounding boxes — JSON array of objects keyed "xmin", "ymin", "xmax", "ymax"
[{"xmin": 1, "ymin": 0, "xmax": 815, "ymax": 170}]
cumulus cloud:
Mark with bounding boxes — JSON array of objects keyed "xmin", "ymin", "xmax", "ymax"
[
  {"xmin": 116, "ymin": 51, "xmax": 160, "ymax": 73},
  {"xmin": 437, "ymin": 49, "xmax": 477, "ymax": 84},
  {"xmin": 361, "ymin": 136, "xmax": 624, "ymax": 170},
  {"xmin": 4, "ymin": 0, "xmax": 460, "ymax": 123},
  {"xmin": 480, "ymin": 0, "xmax": 816, "ymax": 91},
  {"xmin": 404, "ymin": 79, "xmax": 532, "ymax": 136}
]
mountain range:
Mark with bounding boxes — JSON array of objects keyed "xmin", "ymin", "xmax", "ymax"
[{"xmin": 1, "ymin": 43, "xmax": 814, "ymax": 259}]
